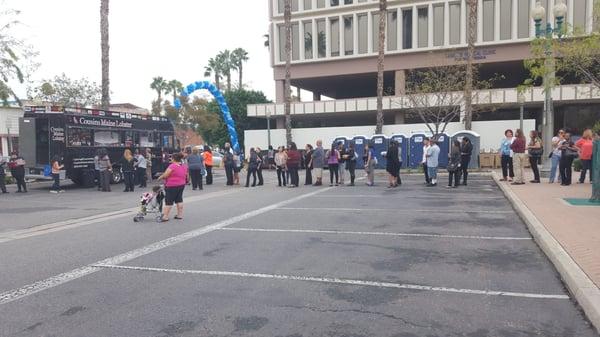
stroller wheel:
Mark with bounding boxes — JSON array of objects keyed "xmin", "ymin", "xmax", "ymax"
[
  {"xmin": 133, "ymin": 216, "xmax": 143, "ymax": 222},
  {"xmin": 155, "ymin": 215, "xmax": 163, "ymax": 223}
]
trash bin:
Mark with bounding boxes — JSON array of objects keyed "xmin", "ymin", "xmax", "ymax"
[
  {"xmin": 390, "ymin": 134, "xmax": 408, "ymax": 168},
  {"xmin": 352, "ymin": 135, "xmax": 368, "ymax": 169},
  {"xmin": 409, "ymin": 133, "xmax": 428, "ymax": 169},
  {"xmin": 434, "ymin": 133, "xmax": 450, "ymax": 168},
  {"xmin": 451, "ymin": 130, "xmax": 481, "ymax": 169},
  {"xmin": 370, "ymin": 134, "xmax": 388, "ymax": 169}
]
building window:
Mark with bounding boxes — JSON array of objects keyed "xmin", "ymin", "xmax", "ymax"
[
  {"xmin": 292, "ymin": 0, "xmax": 299, "ymax": 11},
  {"xmin": 433, "ymin": 5, "xmax": 444, "ymax": 46},
  {"xmin": 517, "ymin": 0, "xmax": 530, "ymax": 38},
  {"xmin": 417, "ymin": 7, "xmax": 428, "ymax": 48},
  {"xmin": 317, "ymin": 19, "xmax": 326, "ymax": 57},
  {"xmin": 372, "ymin": 12, "xmax": 380, "ymax": 51},
  {"xmin": 278, "ymin": 24, "xmax": 285, "ymax": 62},
  {"xmin": 330, "ymin": 17, "xmax": 340, "ymax": 56},
  {"xmin": 277, "ymin": 0, "xmax": 298, "ymax": 13},
  {"xmin": 357, "ymin": 13, "xmax": 368, "ymax": 54},
  {"xmin": 573, "ymin": 0, "xmax": 587, "ymax": 31},
  {"xmin": 292, "ymin": 22, "xmax": 300, "ymax": 60},
  {"xmin": 449, "ymin": 2, "xmax": 461, "ymax": 44},
  {"xmin": 344, "ymin": 16, "xmax": 354, "ymax": 55},
  {"xmin": 482, "ymin": 0, "xmax": 495, "ymax": 42},
  {"xmin": 303, "ymin": 21, "xmax": 313, "ymax": 59},
  {"xmin": 317, "ymin": 0, "xmax": 325, "ymax": 8},
  {"xmin": 387, "ymin": 10, "xmax": 398, "ymax": 51},
  {"xmin": 331, "ymin": 0, "xmax": 339, "ymax": 6},
  {"xmin": 303, "ymin": 0, "xmax": 311, "ymax": 10},
  {"xmin": 499, "ymin": 0, "xmax": 511, "ymax": 40},
  {"xmin": 344, "ymin": 0, "xmax": 354, "ymax": 4},
  {"xmin": 402, "ymin": 8, "xmax": 413, "ymax": 49}
]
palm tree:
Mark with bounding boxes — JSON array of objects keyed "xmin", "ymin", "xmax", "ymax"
[
  {"xmin": 217, "ymin": 50, "xmax": 234, "ymax": 92},
  {"xmin": 284, "ymin": 0, "xmax": 292, "ymax": 145},
  {"xmin": 375, "ymin": 0, "xmax": 387, "ymax": 134},
  {"xmin": 464, "ymin": 0, "xmax": 477, "ymax": 130},
  {"xmin": 167, "ymin": 79, "xmax": 183, "ymax": 103},
  {"xmin": 150, "ymin": 76, "xmax": 168, "ymax": 114},
  {"xmin": 100, "ymin": 0, "xmax": 110, "ymax": 110},
  {"xmin": 231, "ymin": 48, "xmax": 249, "ymax": 89},
  {"xmin": 204, "ymin": 57, "xmax": 222, "ymax": 89}
]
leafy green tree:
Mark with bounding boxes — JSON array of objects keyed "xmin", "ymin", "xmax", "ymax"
[
  {"xmin": 204, "ymin": 89, "xmax": 270, "ymax": 148},
  {"xmin": 231, "ymin": 48, "xmax": 249, "ymax": 89},
  {"xmin": 0, "ymin": 7, "xmax": 38, "ymax": 106},
  {"xmin": 28, "ymin": 73, "xmax": 102, "ymax": 107},
  {"xmin": 150, "ymin": 76, "xmax": 169, "ymax": 115}
]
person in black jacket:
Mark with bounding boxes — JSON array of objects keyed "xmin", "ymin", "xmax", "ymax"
[
  {"xmin": 8, "ymin": 152, "xmax": 26, "ymax": 193},
  {"xmin": 385, "ymin": 141, "xmax": 401, "ymax": 188},
  {"xmin": 256, "ymin": 147, "xmax": 264, "ymax": 186},
  {"xmin": 245, "ymin": 148, "xmax": 259, "ymax": 187},
  {"xmin": 460, "ymin": 137, "xmax": 473, "ymax": 186},
  {"xmin": 119, "ymin": 149, "xmax": 137, "ymax": 192},
  {"xmin": 0, "ymin": 157, "xmax": 7, "ymax": 193},
  {"xmin": 304, "ymin": 144, "xmax": 313, "ymax": 185},
  {"xmin": 223, "ymin": 143, "xmax": 234, "ymax": 186},
  {"xmin": 345, "ymin": 143, "xmax": 357, "ymax": 186},
  {"xmin": 448, "ymin": 140, "xmax": 462, "ymax": 188}
]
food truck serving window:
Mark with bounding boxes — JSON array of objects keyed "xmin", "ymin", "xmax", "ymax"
[
  {"xmin": 67, "ymin": 128, "xmax": 93, "ymax": 147},
  {"xmin": 139, "ymin": 132, "xmax": 155, "ymax": 147},
  {"xmin": 94, "ymin": 130, "xmax": 120, "ymax": 147}
]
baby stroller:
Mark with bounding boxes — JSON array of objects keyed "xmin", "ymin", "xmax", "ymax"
[{"xmin": 133, "ymin": 185, "xmax": 165, "ymax": 222}]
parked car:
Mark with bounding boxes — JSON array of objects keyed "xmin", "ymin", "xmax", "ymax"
[{"xmin": 193, "ymin": 146, "xmax": 223, "ymax": 167}]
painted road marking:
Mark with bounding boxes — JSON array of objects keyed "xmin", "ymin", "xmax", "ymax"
[
  {"xmin": 220, "ymin": 227, "xmax": 532, "ymax": 241},
  {"xmin": 0, "ymin": 189, "xmax": 240, "ymax": 244},
  {"xmin": 0, "ymin": 187, "xmax": 332, "ymax": 306},
  {"xmin": 278, "ymin": 207, "xmax": 515, "ymax": 214},
  {"xmin": 92, "ymin": 264, "xmax": 570, "ymax": 300},
  {"xmin": 313, "ymin": 194, "xmax": 506, "ymax": 200}
]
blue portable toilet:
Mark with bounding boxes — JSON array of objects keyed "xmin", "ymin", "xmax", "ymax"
[
  {"xmin": 370, "ymin": 134, "xmax": 388, "ymax": 169},
  {"xmin": 352, "ymin": 135, "xmax": 368, "ymax": 169},
  {"xmin": 433, "ymin": 133, "xmax": 450, "ymax": 168},
  {"xmin": 390, "ymin": 134, "xmax": 408, "ymax": 168},
  {"xmin": 451, "ymin": 131, "xmax": 481, "ymax": 169},
  {"xmin": 333, "ymin": 136, "xmax": 349, "ymax": 149},
  {"xmin": 409, "ymin": 133, "xmax": 428, "ymax": 168}
]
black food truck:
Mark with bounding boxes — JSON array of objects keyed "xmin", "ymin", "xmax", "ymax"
[{"xmin": 19, "ymin": 106, "xmax": 176, "ymax": 186}]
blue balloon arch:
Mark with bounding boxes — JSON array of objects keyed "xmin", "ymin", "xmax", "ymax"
[{"xmin": 174, "ymin": 81, "xmax": 240, "ymax": 152}]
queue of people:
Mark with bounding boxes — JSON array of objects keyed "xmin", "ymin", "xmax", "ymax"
[{"xmin": 498, "ymin": 128, "xmax": 596, "ymax": 186}]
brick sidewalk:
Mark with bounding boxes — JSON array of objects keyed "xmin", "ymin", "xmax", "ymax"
[{"xmin": 496, "ymin": 170, "xmax": 600, "ymax": 288}]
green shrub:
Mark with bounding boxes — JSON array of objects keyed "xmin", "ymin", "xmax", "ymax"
[{"xmin": 593, "ymin": 121, "xmax": 600, "ymax": 136}]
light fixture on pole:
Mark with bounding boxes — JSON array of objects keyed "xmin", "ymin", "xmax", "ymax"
[
  {"xmin": 517, "ymin": 92, "xmax": 526, "ymax": 132},
  {"xmin": 532, "ymin": 0, "xmax": 566, "ymax": 175}
]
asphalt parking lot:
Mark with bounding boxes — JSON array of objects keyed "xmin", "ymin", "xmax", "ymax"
[{"xmin": 0, "ymin": 173, "xmax": 597, "ymax": 336}]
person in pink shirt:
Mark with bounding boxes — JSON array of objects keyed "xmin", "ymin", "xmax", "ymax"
[
  {"xmin": 157, "ymin": 152, "xmax": 188, "ymax": 222},
  {"xmin": 576, "ymin": 129, "xmax": 594, "ymax": 184}
]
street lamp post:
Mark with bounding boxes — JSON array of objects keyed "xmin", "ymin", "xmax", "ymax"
[
  {"xmin": 517, "ymin": 92, "xmax": 526, "ymax": 132},
  {"xmin": 532, "ymin": 0, "xmax": 567, "ymax": 175}
]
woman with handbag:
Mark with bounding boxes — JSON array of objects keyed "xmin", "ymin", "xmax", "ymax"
[
  {"xmin": 559, "ymin": 133, "xmax": 579, "ymax": 186},
  {"xmin": 527, "ymin": 130, "xmax": 543, "ymax": 183},
  {"xmin": 447, "ymin": 140, "xmax": 462, "ymax": 188},
  {"xmin": 510, "ymin": 129, "xmax": 527, "ymax": 185},
  {"xmin": 245, "ymin": 148, "xmax": 259, "ymax": 187}
]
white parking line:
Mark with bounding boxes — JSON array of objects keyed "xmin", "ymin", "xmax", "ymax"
[
  {"xmin": 92, "ymin": 264, "xmax": 570, "ymax": 300},
  {"xmin": 278, "ymin": 207, "xmax": 514, "ymax": 214},
  {"xmin": 312, "ymin": 195, "xmax": 506, "ymax": 200},
  {"xmin": 220, "ymin": 227, "xmax": 532, "ymax": 241},
  {"xmin": 0, "ymin": 188, "xmax": 241, "ymax": 244},
  {"xmin": 0, "ymin": 187, "xmax": 332, "ymax": 306}
]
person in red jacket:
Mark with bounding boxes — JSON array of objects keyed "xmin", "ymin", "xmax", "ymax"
[{"xmin": 286, "ymin": 142, "xmax": 301, "ymax": 188}]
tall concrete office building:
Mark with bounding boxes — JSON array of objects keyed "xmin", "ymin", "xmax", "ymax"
[{"xmin": 246, "ymin": 0, "xmax": 599, "ymax": 150}]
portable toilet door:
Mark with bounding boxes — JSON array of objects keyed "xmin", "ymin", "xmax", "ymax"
[
  {"xmin": 370, "ymin": 134, "xmax": 388, "ymax": 169},
  {"xmin": 409, "ymin": 133, "xmax": 427, "ymax": 168},
  {"xmin": 333, "ymin": 136, "xmax": 349, "ymax": 149},
  {"xmin": 451, "ymin": 131, "xmax": 481, "ymax": 169},
  {"xmin": 434, "ymin": 133, "xmax": 450, "ymax": 168},
  {"xmin": 352, "ymin": 135, "xmax": 368, "ymax": 169},
  {"xmin": 390, "ymin": 134, "xmax": 408, "ymax": 168}
]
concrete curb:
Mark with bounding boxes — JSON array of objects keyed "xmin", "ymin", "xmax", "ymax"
[{"xmin": 492, "ymin": 172, "xmax": 600, "ymax": 334}]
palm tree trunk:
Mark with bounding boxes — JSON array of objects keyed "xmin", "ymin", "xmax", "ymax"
[
  {"xmin": 239, "ymin": 64, "xmax": 243, "ymax": 89},
  {"xmin": 284, "ymin": 0, "xmax": 293, "ymax": 146},
  {"xmin": 100, "ymin": 0, "xmax": 110, "ymax": 110},
  {"xmin": 227, "ymin": 74, "xmax": 232, "ymax": 92},
  {"xmin": 375, "ymin": 0, "xmax": 387, "ymax": 135},
  {"xmin": 215, "ymin": 73, "xmax": 220, "ymax": 90},
  {"xmin": 464, "ymin": 0, "xmax": 477, "ymax": 130}
]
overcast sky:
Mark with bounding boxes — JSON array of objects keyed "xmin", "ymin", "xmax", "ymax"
[{"xmin": 8, "ymin": 0, "xmax": 275, "ymax": 108}]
